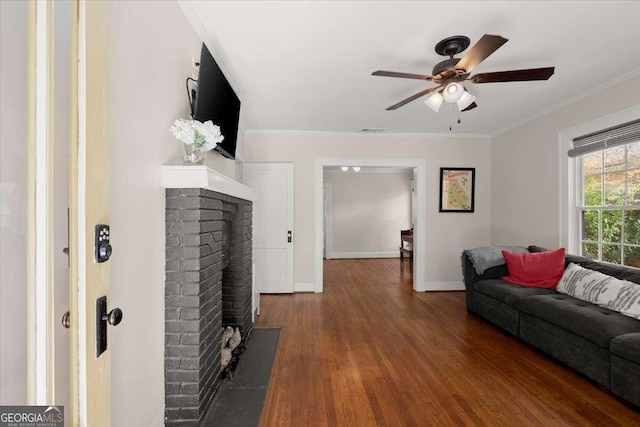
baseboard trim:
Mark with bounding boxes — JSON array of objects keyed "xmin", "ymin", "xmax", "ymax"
[
  {"xmin": 294, "ymin": 282, "xmax": 315, "ymax": 292},
  {"xmin": 424, "ymin": 281, "xmax": 465, "ymax": 291},
  {"xmin": 330, "ymin": 251, "xmax": 399, "ymax": 259}
]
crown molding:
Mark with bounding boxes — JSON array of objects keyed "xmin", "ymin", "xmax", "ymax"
[
  {"xmin": 491, "ymin": 68, "xmax": 640, "ymax": 138},
  {"xmin": 244, "ymin": 129, "xmax": 490, "ymax": 139}
]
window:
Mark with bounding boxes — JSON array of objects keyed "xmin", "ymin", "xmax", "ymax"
[{"xmin": 579, "ymin": 141, "xmax": 640, "ymax": 266}]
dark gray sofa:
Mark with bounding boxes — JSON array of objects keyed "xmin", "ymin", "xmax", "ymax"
[{"xmin": 462, "ymin": 245, "xmax": 640, "ymax": 407}]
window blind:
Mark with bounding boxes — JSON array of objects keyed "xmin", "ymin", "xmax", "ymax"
[{"xmin": 568, "ymin": 118, "xmax": 640, "ymax": 158}]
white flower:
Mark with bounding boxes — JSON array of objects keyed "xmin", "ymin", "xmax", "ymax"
[{"xmin": 169, "ymin": 118, "xmax": 224, "ymax": 151}]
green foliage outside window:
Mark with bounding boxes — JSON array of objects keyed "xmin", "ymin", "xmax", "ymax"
[{"xmin": 581, "ymin": 143, "xmax": 640, "ymax": 267}]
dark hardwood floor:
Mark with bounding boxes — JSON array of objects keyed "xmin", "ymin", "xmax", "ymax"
[{"xmin": 255, "ymin": 258, "xmax": 640, "ymax": 426}]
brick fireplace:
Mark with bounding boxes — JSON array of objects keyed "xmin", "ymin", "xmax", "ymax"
[{"xmin": 162, "ymin": 168, "xmax": 255, "ymax": 426}]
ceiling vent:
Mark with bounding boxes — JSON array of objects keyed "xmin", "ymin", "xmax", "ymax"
[{"xmin": 360, "ymin": 127, "xmax": 387, "ymax": 133}]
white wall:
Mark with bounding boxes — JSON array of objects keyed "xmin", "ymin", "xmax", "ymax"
[
  {"xmin": 109, "ymin": 2, "xmax": 207, "ymax": 425},
  {"xmin": 244, "ymin": 132, "xmax": 492, "ymax": 288},
  {"xmin": 491, "ymin": 74, "xmax": 640, "ymax": 249},
  {"xmin": 324, "ymin": 170, "xmax": 411, "ymax": 257},
  {"xmin": 0, "ymin": 0, "xmax": 28, "ymax": 406}
]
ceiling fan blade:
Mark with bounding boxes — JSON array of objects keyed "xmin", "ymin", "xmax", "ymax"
[
  {"xmin": 372, "ymin": 70, "xmax": 434, "ymax": 81},
  {"xmin": 455, "ymin": 34, "xmax": 508, "ymax": 74},
  {"xmin": 469, "ymin": 67, "xmax": 555, "ymax": 83},
  {"xmin": 461, "ymin": 101, "xmax": 477, "ymax": 112},
  {"xmin": 386, "ymin": 86, "xmax": 441, "ymax": 110}
]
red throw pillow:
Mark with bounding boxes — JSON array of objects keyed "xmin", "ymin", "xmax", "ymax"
[{"xmin": 501, "ymin": 248, "xmax": 566, "ymax": 288}]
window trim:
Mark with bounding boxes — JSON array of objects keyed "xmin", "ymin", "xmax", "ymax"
[{"xmin": 559, "ymin": 106, "xmax": 640, "ymax": 255}]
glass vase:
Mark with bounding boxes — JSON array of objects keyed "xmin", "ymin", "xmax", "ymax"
[{"xmin": 182, "ymin": 144, "xmax": 206, "ymax": 165}]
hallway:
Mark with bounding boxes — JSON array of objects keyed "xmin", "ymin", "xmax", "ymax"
[{"xmin": 255, "ymin": 258, "xmax": 640, "ymax": 426}]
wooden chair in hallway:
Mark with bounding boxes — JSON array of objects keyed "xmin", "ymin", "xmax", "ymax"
[{"xmin": 400, "ymin": 228, "xmax": 413, "ymax": 270}]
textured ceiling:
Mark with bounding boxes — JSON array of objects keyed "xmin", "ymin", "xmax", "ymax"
[{"xmin": 183, "ymin": 0, "xmax": 640, "ymax": 135}]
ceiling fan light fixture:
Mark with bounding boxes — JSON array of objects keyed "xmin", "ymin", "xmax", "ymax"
[
  {"xmin": 424, "ymin": 92, "xmax": 444, "ymax": 112},
  {"xmin": 456, "ymin": 90, "xmax": 476, "ymax": 111},
  {"xmin": 443, "ymin": 82, "xmax": 464, "ymax": 103}
]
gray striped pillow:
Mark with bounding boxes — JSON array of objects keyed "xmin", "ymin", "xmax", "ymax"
[{"xmin": 557, "ymin": 263, "xmax": 640, "ymax": 319}]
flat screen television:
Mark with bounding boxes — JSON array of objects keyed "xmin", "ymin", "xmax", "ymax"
[{"xmin": 191, "ymin": 43, "xmax": 240, "ymax": 160}]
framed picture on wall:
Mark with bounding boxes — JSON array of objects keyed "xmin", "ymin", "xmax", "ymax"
[{"xmin": 439, "ymin": 167, "xmax": 475, "ymax": 213}]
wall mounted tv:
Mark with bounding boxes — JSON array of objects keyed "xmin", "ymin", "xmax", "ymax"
[{"xmin": 191, "ymin": 43, "xmax": 241, "ymax": 160}]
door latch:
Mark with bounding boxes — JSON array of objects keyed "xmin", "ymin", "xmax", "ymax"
[
  {"xmin": 96, "ymin": 296, "xmax": 122, "ymax": 357},
  {"xmin": 287, "ymin": 230, "xmax": 292, "ymax": 243}
]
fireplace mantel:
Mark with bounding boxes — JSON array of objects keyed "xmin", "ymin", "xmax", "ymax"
[{"xmin": 161, "ymin": 165, "xmax": 256, "ymax": 201}]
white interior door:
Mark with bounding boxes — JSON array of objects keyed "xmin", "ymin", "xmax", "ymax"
[{"xmin": 243, "ymin": 163, "xmax": 294, "ymax": 294}]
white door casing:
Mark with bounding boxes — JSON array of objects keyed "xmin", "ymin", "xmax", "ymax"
[
  {"xmin": 243, "ymin": 163, "xmax": 294, "ymax": 294},
  {"xmin": 323, "ymin": 182, "xmax": 331, "ymax": 259},
  {"xmin": 315, "ymin": 158, "xmax": 426, "ymax": 293}
]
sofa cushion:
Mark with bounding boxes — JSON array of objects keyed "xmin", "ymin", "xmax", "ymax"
[
  {"xmin": 611, "ymin": 333, "xmax": 640, "ymax": 364},
  {"xmin": 501, "ymin": 248, "xmax": 565, "ymax": 288},
  {"xmin": 520, "ymin": 294, "xmax": 640, "ymax": 348},
  {"xmin": 527, "ymin": 245, "xmax": 594, "ymax": 268},
  {"xmin": 473, "ymin": 279, "xmax": 557, "ymax": 309},
  {"xmin": 583, "ymin": 261, "xmax": 640, "ymax": 286}
]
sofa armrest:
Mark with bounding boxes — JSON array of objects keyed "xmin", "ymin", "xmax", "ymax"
[{"xmin": 462, "ymin": 252, "xmax": 509, "ymax": 312}]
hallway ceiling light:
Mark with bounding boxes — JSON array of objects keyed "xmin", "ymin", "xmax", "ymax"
[
  {"xmin": 352, "ymin": 167, "xmax": 361, "ymax": 172},
  {"xmin": 341, "ymin": 166, "xmax": 349, "ymax": 171}
]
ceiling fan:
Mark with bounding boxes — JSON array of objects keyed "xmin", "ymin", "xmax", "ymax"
[{"xmin": 372, "ymin": 34, "xmax": 555, "ymax": 112}]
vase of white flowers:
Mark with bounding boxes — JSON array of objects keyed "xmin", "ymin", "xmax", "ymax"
[{"xmin": 170, "ymin": 118, "xmax": 224, "ymax": 165}]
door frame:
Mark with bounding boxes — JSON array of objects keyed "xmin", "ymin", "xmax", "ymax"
[
  {"xmin": 26, "ymin": 0, "xmax": 56, "ymax": 405},
  {"xmin": 314, "ymin": 158, "xmax": 426, "ymax": 292},
  {"xmin": 323, "ymin": 182, "xmax": 331, "ymax": 259},
  {"xmin": 27, "ymin": 1, "xmax": 112, "ymax": 424}
]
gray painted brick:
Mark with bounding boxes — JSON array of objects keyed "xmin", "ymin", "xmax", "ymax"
[
  {"xmin": 167, "ymin": 395, "xmax": 199, "ymax": 409},
  {"xmin": 165, "ymin": 370, "xmax": 199, "ymax": 383},
  {"xmin": 165, "ymin": 272, "xmax": 184, "ymax": 285},
  {"xmin": 180, "ymin": 333, "xmax": 199, "ymax": 345},
  {"xmin": 166, "ymin": 345, "xmax": 200, "ymax": 358},
  {"xmin": 166, "ymin": 209, "xmax": 180, "ymax": 222},
  {"xmin": 166, "ymin": 333, "xmax": 181, "ymax": 345},
  {"xmin": 180, "ymin": 308, "xmax": 200, "ymax": 320},
  {"xmin": 181, "ymin": 383, "xmax": 199, "ymax": 395},
  {"xmin": 181, "ymin": 283, "xmax": 200, "ymax": 296},
  {"xmin": 166, "ymin": 196, "xmax": 200, "ymax": 210},
  {"xmin": 167, "ymin": 221, "xmax": 201, "ymax": 235},
  {"xmin": 180, "ymin": 188, "xmax": 205, "ymax": 197},
  {"xmin": 166, "ymin": 235, "xmax": 180, "ymax": 247},
  {"xmin": 165, "ymin": 308, "xmax": 180, "ymax": 320},
  {"xmin": 165, "ymin": 259, "xmax": 180, "ymax": 272},
  {"xmin": 166, "ymin": 246, "xmax": 202, "ymax": 259},
  {"xmin": 180, "ymin": 358, "xmax": 199, "ymax": 370},
  {"xmin": 165, "ymin": 382, "xmax": 180, "ymax": 395},
  {"xmin": 165, "ymin": 283, "xmax": 180, "ymax": 296},
  {"xmin": 165, "ymin": 320, "xmax": 199, "ymax": 333},
  {"xmin": 166, "ymin": 295, "xmax": 199, "ymax": 308},
  {"xmin": 165, "ymin": 358, "xmax": 180, "ymax": 370},
  {"xmin": 180, "ymin": 234, "xmax": 202, "ymax": 247}
]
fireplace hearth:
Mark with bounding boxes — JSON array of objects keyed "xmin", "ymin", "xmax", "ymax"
[{"xmin": 164, "ymin": 187, "xmax": 253, "ymax": 426}]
